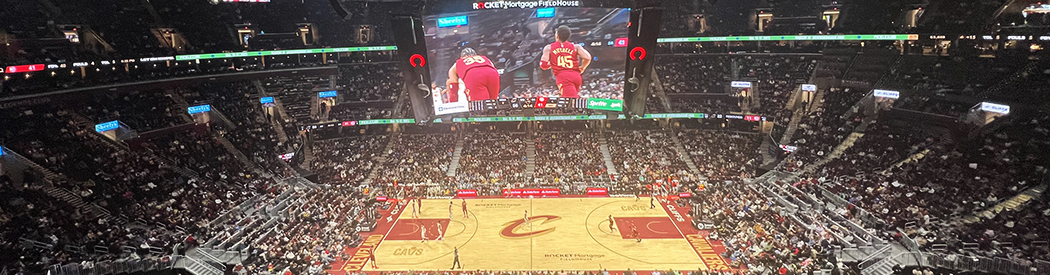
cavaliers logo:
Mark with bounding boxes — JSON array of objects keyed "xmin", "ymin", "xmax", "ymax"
[{"xmin": 499, "ymin": 215, "xmax": 561, "ymax": 239}]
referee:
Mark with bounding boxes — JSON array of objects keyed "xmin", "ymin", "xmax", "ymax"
[{"xmin": 451, "ymin": 246, "xmax": 462, "ymax": 270}]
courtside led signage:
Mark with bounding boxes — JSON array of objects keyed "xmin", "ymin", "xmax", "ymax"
[
  {"xmin": 259, "ymin": 97, "xmax": 274, "ymax": 104},
  {"xmin": 318, "ymin": 91, "xmax": 337, "ymax": 98},
  {"xmin": 95, "ymin": 121, "xmax": 120, "ymax": 132},
  {"xmin": 536, "ymin": 7, "xmax": 555, "ymax": 18},
  {"xmin": 873, "ymin": 89, "xmax": 900, "ymax": 99},
  {"xmin": 437, "ymin": 16, "xmax": 468, "ymax": 28},
  {"xmin": 187, "ymin": 105, "xmax": 212, "ymax": 114},
  {"xmin": 731, "ymin": 81, "xmax": 751, "ymax": 88},
  {"xmin": 980, "ymin": 102, "xmax": 1010, "ymax": 114}
]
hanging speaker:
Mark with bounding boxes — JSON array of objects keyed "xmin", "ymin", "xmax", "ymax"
[
  {"xmin": 622, "ymin": 7, "xmax": 663, "ymax": 118},
  {"xmin": 391, "ymin": 15, "xmax": 434, "ymax": 124}
]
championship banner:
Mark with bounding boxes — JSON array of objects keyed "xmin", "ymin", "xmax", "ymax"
[
  {"xmin": 586, "ymin": 188, "xmax": 608, "ymax": 196},
  {"xmin": 457, "ymin": 189, "xmax": 478, "ymax": 197},
  {"xmin": 503, "ymin": 188, "xmax": 560, "ymax": 196}
]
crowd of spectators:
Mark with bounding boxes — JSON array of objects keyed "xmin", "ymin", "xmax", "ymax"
[
  {"xmin": 457, "ymin": 132, "xmax": 528, "ymax": 185},
  {"xmin": 372, "ymin": 134, "xmax": 455, "ymax": 186},
  {"xmin": 75, "ymin": 91, "xmax": 186, "ymax": 132},
  {"xmin": 310, "ymin": 135, "xmax": 388, "ymax": 186},
  {"xmin": 337, "ymin": 63, "xmax": 403, "ymax": 102},
  {"xmin": 678, "ymin": 131, "xmax": 761, "ymax": 183},
  {"xmin": 607, "ymin": 130, "xmax": 691, "ymax": 186},
  {"xmin": 694, "ymin": 182, "xmax": 842, "ymax": 275},
  {"xmin": 779, "ymin": 88, "xmax": 866, "ymax": 171},
  {"xmin": 533, "ymin": 131, "xmax": 607, "ymax": 184},
  {"xmin": 181, "ymin": 82, "xmax": 294, "ymax": 177},
  {"xmin": 243, "ymin": 188, "xmax": 370, "ymax": 275},
  {"xmin": 806, "ymin": 111, "xmax": 1050, "ymax": 261}
]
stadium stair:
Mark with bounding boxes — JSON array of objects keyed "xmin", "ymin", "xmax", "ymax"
[
  {"xmin": 669, "ymin": 131, "xmax": 703, "ymax": 176},
  {"xmin": 799, "ymin": 130, "xmax": 866, "ymax": 175},
  {"xmin": 175, "ymin": 255, "xmax": 223, "ymax": 275},
  {"xmin": 964, "ymin": 184, "xmax": 1048, "ymax": 223},
  {"xmin": 446, "ymin": 136, "xmax": 465, "ymax": 177},
  {"xmin": 3, "ymin": 143, "xmax": 62, "ymax": 182},
  {"xmin": 597, "ymin": 132, "xmax": 618, "ymax": 175},
  {"xmin": 166, "ymin": 90, "xmax": 196, "ymax": 124},
  {"xmin": 43, "ymin": 185, "xmax": 112, "ymax": 220},
  {"xmin": 271, "ymin": 97, "xmax": 293, "ymax": 125},
  {"xmin": 525, "ymin": 137, "xmax": 536, "ymax": 178},
  {"xmin": 648, "ymin": 67, "xmax": 674, "ymax": 112},
  {"xmin": 300, "ymin": 135, "xmax": 315, "ymax": 170},
  {"xmin": 779, "ymin": 107, "xmax": 806, "ymax": 146},
  {"xmin": 213, "ymin": 129, "xmax": 271, "ymax": 178},
  {"xmin": 363, "ymin": 134, "xmax": 398, "ymax": 185}
]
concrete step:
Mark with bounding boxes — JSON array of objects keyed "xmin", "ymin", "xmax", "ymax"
[
  {"xmin": 669, "ymin": 132, "xmax": 702, "ymax": 176},
  {"xmin": 447, "ymin": 136, "xmax": 465, "ymax": 177},
  {"xmin": 597, "ymin": 133, "xmax": 618, "ymax": 175}
]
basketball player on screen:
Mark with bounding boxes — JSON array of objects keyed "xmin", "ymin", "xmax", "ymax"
[
  {"xmin": 447, "ymin": 47, "xmax": 501, "ymax": 101},
  {"xmin": 540, "ymin": 25, "xmax": 592, "ymax": 98}
]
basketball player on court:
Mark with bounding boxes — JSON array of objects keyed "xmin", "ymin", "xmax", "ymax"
[
  {"xmin": 436, "ymin": 221, "xmax": 444, "ymax": 241},
  {"xmin": 630, "ymin": 223, "xmax": 640, "ymax": 242},
  {"xmin": 447, "ymin": 47, "xmax": 501, "ymax": 101},
  {"xmin": 448, "ymin": 201, "xmax": 454, "ymax": 220},
  {"xmin": 540, "ymin": 25, "xmax": 592, "ymax": 98},
  {"xmin": 411, "ymin": 199, "xmax": 419, "ymax": 218},
  {"xmin": 608, "ymin": 215, "xmax": 616, "ymax": 233},
  {"xmin": 368, "ymin": 248, "xmax": 378, "ymax": 269},
  {"xmin": 461, "ymin": 199, "xmax": 468, "ymax": 218},
  {"xmin": 421, "ymin": 223, "xmax": 428, "ymax": 243}
]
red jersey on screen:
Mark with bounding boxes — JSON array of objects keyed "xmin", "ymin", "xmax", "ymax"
[
  {"xmin": 456, "ymin": 55, "xmax": 496, "ymax": 80},
  {"xmin": 548, "ymin": 41, "xmax": 580, "ymax": 74},
  {"xmin": 455, "ymin": 55, "xmax": 501, "ymax": 101}
]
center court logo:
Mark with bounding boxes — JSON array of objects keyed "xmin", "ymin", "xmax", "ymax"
[{"xmin": 499, "ymin": 215, "xmax": 561, "ymax": 238}]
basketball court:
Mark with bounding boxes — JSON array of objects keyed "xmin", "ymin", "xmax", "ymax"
[{"xmin": 332, "ymin": 197, "xmax": 733, "ymax": 273}]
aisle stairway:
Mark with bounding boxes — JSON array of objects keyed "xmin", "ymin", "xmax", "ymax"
[
  {"xmin": 363, "ymin": 134, "xmax": 398, "ymax": 185},
  {"xmin": 669, "ymin": 132, "xmax": 702, "ymax": 176},
  {"xmin": 43, "ymin": 185, "xmax": 112, "ymax": 220},
  {"xmin": 446, "ymin": 136, "xmax": 465, "ymax": 177},
  {"xmin": 800, "ymin": 131, "xmax": 865, "ymax": 175},
  {"xmin": 597, "ymin": 133, "xmax": 618, "ymax": 175},
  {"xmin": 780, "ymin": 107, "xmax": 805, "ymax": 145},
  {"xmin": 964, "ymin": 184, "xmax": 1048, "ymax": 223},
  {"xmin": 165, "ymin": 89, "xmax": 195, "ymax": 124},
  {"xmin": 525, "ymin": 137, "xmax": 536, "ymax": 177},
  {"xmin": 213, "ymin": 131, "xmax": 270, "ymax": 178}
]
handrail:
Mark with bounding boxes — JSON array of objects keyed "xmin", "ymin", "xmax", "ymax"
[{"xmin": 858, "ymin": 245, "xmax": 893, "ymax": 270}]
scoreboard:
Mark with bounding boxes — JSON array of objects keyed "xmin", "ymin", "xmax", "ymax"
[{"xmin": 469, "ymin": 97, "xmax": 578, "ymax": 113}]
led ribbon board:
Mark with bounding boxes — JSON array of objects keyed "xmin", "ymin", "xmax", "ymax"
[{"xmin": 657, "ymin": 34, "xmax": 919, "ymax": 43}]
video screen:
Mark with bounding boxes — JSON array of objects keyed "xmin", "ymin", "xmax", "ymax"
[{"xmin": 425, "ymin": 7, "xmax": 630, "ymax": 115}]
